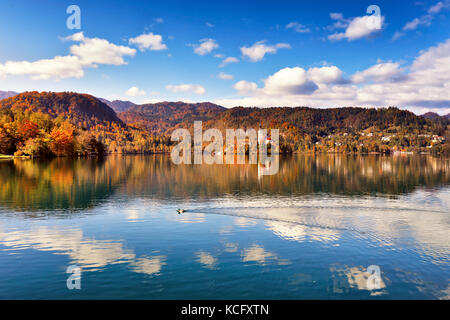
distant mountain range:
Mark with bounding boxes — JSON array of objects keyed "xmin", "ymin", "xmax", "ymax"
[
  {"xmin": 421, "ymin": 111, "xmax": 450, "ymax": 121},
  {"xmin": 1, "ymin": 90, "xmax": 449, "ymax": 121},
  {"xmin": 0, "ymin": 91, "xmax": 18, "ymax": 100},
  {"xmin": 97, "ymin": 98, "xmax": 137, "ymax": 113}
]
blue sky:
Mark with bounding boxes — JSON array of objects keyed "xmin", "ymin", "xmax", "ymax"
[{"xmin": 0, "ymin": 0, "xmax": 449, "ymax": 114}]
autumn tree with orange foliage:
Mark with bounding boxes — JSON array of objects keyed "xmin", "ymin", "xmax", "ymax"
[
  {"xmin": 49, "ymin": 127, "xmax": 75, "ymax": 156},
  {"xmin": 17, "ymin": 120, "xmax": 39, "ymax": 141}
]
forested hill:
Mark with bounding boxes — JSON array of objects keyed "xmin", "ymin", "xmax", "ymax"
[
  {"xmin": 0, "ymin": 91, "xmax": 448, "ymax": 155},
  {"xmin": 119, "ymin": 103, "xmax": 447, "ymax": 136},
  {"xmin": 0, "ymin": 91, "xmax": 168, "ymax": 157},
  {"xmin": 118, "ymin": 102, "xmax": 448, "ymax": 154},
  {"xmin": 0, "ymin": 92, "xmax": 446, "ymax": 137},
  {"xmin": 206, "ymin": 106, "xmax": 449, "ymax": 153},
  {"xmin": 119, "ymin": 101, "xmax": 226, "ymax": 135},
  {"xmin": 209, "ymin": 106, "xmax": 437, "ymax": 132},
  {"xmin": 0, "ymin": 91, "xmax": 124, "ymax": 129}
]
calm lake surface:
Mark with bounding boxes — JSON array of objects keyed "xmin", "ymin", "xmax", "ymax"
[{"xmin": 0, "ymin": 155, "xmax": 449, "ymax": 299}]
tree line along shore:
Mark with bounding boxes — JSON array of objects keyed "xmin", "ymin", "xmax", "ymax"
[{"xmin": 0, "ymin": 91, "xmax": 448, "ymax": 158}]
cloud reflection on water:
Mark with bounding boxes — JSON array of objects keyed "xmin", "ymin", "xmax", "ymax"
[{"xmin": 0, "ymin": 226, "xmax": 166, "ymax": 276}]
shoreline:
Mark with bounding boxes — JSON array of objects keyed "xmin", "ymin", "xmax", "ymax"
[
  {"xmin": 0, "ymin": 155, "xmax": 30, "ymax": 160},
  {"xmin": 0, "ymin": 152, "xmax": 446, "ymax": 160}
]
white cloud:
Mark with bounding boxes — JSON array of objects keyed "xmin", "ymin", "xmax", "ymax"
[
  {"xmin": 392, "ymin": 31, "xmax": 405, "ymax": 41},
  {"xmin": 206, "ymin": 22, "xmax": 215, "ymax": 28},
  {"xmin": 403, "ymin": 19, "xmax": 420, "ymax": 31},
  {"xmin": 125, "ymin": 86, "xmax": 146, "ymax": 97},
  {"xmin": 217, "ymin": 39, "xmax": 450, "ymax": 115},
  {"xmin": 394, "ymin": 1, "xmax": 449, "ymax": 40},
  {"xmin": 142, "ymin": 98, "xmax": 164, "ymax": 104},
  {"xmin": 166, "ymin": 84, "xmax": 206, "ymax": 95},
  {"xmin": 411, "ymin": 39, "xmax": 450, "ymax": 71},
  {"xmin": 0, "ymin": 32, "xmax": 135, "ymax": 80},
  {"xmin": 129, "ymin": 32, "xmax": 168, "ymax": 51},
  {"xmin": 219, "ymin": 56, "xmax": 239, "ymax": 67},
  {"xmin": 330, "ymin": 12, "xmax": 344, "ymax": 20},
  {"xmin": 325, "ymin": 13, "xmax": 351, "ymax": 32},
  {"xmin": 68, "ymin": 32, "xmax": 136, "ymax": 65},
  {"xmin": 285, "ymin": 22, "xmax": 310, "ymax": 33},
  {"xmin": 218, "ymin": 72, "xmax": 233, "ymax": 80},
  {"xmin": 325, "ymin": 12, "xmax": 350, "ymax": 31},
  {"xmin": 352, "ymin": 62, "xmax": 405, "ymax": 83},
  {"xmin": 403, "ymin": 16, "xmax": 433, "ymax": 31},
  {"xmin": 154, "ymin": 17, "xmax": 164, "ymax": 23},
  {"xmin": 233, "ymin": 80, "xmax": 258, "ymax": 95},
  {"xmin": 263, "ymin": 67, "xmax": 318, "ymax": 95},
  {"xmin": 0, "ymin": 55, "xmax": 84, "ymax": 80},
  {"xmin": 328, "ymin": 15, "xmax": 384, "ymax": 41},
  {"xmin": 428, "ymin": 0, "xmax": 450, "ymax": 14},
  {"xmin": 232, "ymin": 66, "xmax": 347, "ymax": 97},
  {"xmin": 240, "ymin": 41, "xmax": 291, "ymax": 62},
  {"xmin": 307, "ymin": 66, "xmax": 347, "ymax": 84},
  {"xmin": 192, "ymin": 38, "xmax": 219, "ymax": 56}
]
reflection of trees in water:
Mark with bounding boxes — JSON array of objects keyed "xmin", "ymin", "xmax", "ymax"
[
  {"xmin": 123, "ymin": 154, "xmax": 450, "ymax": 198},
  {"xmin": 0, "ymin": 157, "xmax": 132, "ymax": 210},
  {"xmin": 276, "ymin": 155, "xmax": 450, "ymax": 196},
  {"xmin": 0, "ymin": 155, "xmax": 448, "ymax": 211}
]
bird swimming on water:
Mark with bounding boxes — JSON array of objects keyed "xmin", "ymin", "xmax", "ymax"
[{"xmin": 177, "ymin": 209, "xmax": 186, "ymax": 214}]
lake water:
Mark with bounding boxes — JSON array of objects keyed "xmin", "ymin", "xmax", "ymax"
[{"xmin": 0, "ymin": 155, "xmax": 449, "ymax": 299}]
